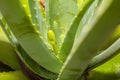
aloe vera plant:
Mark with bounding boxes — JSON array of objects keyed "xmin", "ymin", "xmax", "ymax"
[{"xmin": 0, "ymin": 0, "xmax": 120, "ymax": 80}]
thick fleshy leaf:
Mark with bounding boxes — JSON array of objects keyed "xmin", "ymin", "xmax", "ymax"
[
  {"xmin": 28, "ymin": 0, "xmax": 47, "ymax": 40},
  {"xmin": 0, "ymin": 70, "xmax": 29, "ymax": 80},
  {"xmin": 87, "ymin": 37, "xmax": 120, "ymax": 71},
  {"xmin": 0, "ymin": 0, "xmax": 62, "ymax": 73},
  {"xmin": 20, "ymin": 0, "xmax": 30, "ymax": 16},
  {"xmin": 0, "ymin": 27, "xmax": 20, "ymax": 70},
  {"xmin": 88, "ymin": 53, "xmax": 120, "ymax": 80},
  {"xmin": 45, "ymin": 0, "xmax": 78, "ymax": 48},
  {"xmin": 16, "ymin": 44, "xmax": 58, "ymax": 79},
  {"xmin": 75, "ymin": 0, "xmax": 100, "ymax": 38},
  {"xmin": 58, "ymin": 0, "xmax": 120, "ymax": 80},
  {"xmin": 100, "ymin": 25, "xmax": 120, "ymax": 50},
  {"xmin": 58, "ymin": 0, "xmax": 98, "ymax": 62},
  {"xmin": 1, "ymin": 19, "xmax": 58, "ymax": 79}
]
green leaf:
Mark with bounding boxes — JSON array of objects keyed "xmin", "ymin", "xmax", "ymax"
[
  {"xmin": 20, "ymin": 0, "xmax": 31, "ymax": 16},
  {"xmin": 100, "ymin": 25, "xmax": 120, "ymax": 50},
  {"xmin": 75, "ymin": 0, "xmax": 100, "ymax": 38},
  {"xmin": 57, "ymin": 0, "xmax": 120, "ymax": 80},
  {"xmin": 0, "ymin": 19, "xmax": 58, "ymax": 79},
  {"xmin": 0, "ymin": 27, "xmax": 20, "ymax": 70},
  {"xmin": 88, "ymin": 53, "xmax": 120, "ymax": 80},
  {"xmin": 45, "ymin": 0, "xmax": 78, "ymax": 48},
  {"xmin": 0, "ymin": 0, "xmax": 62, "ymax": 73},
  {"xmin": 87, "ymin": 37, "xmax": 120, "ymax": 71},
  {"xmin": 58, "ymin": 0, "xmax": 97, "ymax": 62},
  {"xmin": 16, "ymin": 44, "xmax": 58, "ymax": 79},
  {"xmin": 28, "ymin": 0, "xmax": 47, "ymax": 39},
  {"xmin": 0, "ymin": 70, "xmax": 29, "ymax": 80}
]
